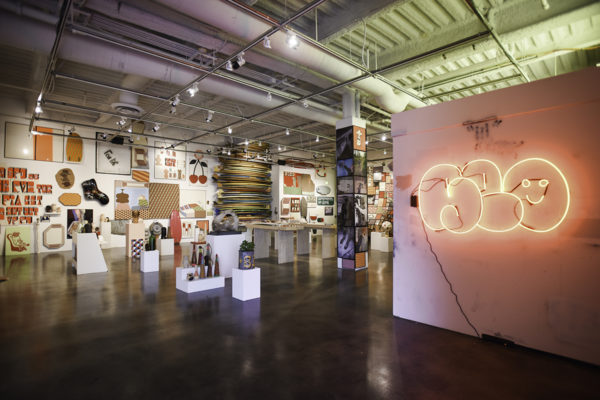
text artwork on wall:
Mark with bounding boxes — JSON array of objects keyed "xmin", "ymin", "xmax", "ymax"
[
  {"xmin": 0, "ymin": 167, "xmax": 52, "ymax": 224},
  {"xmin": 96, "ymin": 133, "xmax": 132, "ymax": 175},
  {"xmin": 154, "ymin": 142, "xmax": 186, "ymax": 180},
  {"xmin": 418, "ymin": 158, "xmax": 570, "ymax": 234}
]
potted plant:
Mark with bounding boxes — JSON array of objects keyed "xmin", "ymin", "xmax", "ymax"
[{"xmin": 239, "ymin": 240, "xmax": 255, "ymax": 269}]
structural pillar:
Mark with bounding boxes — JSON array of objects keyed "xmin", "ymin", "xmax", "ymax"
[{"xmin": 336, "ymin": 117, "xmax": 368, "ymax": 270}]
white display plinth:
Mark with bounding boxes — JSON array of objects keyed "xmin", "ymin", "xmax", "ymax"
[
  {"xmin": 100, "ymin": 221, "xmax": 112, "ymax": 248},
  {"xmin": 72, "ymin": 233, "xmax": 108, "ymax": 275},
  {"xmin": 232, "ymin": 267, "xmax": 260, "ymax": 301},
  {"xmin": 141, "ymin": 250, "xmax": 159, "ymax": 272},
  {"xmin": 322, "ymin": 229, "xmax": 337, "ymax": 258},
  {"xmin": 254, "ymin": 229, "xmax": 270, "ymax": 259},
  {"xmin": 277, "ymin": 230, "xmax": 295, "ymax": 264},
  {"xmin": 175, "ymin": 267, "xmax": 225, "ymax": 293},
  {"xmin": 296, "ymin": 229, "xmax": 310, "ymax": 255},
  {"xmin": 371, "ymin": 232, "xmax": 393, "ymax": 252},
  {"xmin": 207, "ymin": 233, "xmax": 243, "ymax": 278},
  {"xmin": 157, "ymin": 238, "xmax": 174, "ymax": 256},
  {"xmin": 125, "ymin": 222, "xmax": 145, "ymax": 257}
]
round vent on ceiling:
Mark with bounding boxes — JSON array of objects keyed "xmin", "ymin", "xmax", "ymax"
[{"xmin": 110, "ymin": 102, "xmax": 144, "ymax": 116}]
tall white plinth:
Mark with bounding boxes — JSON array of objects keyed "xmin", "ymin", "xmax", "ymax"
[
  {"xmin": 232, "ymin": 267, "xmax": 260, "ymax": 301},
  {"xmin": 72, "ymin": 233, "xmax": 108, "ymax": 275},
  {"xmin": 125, "ymin": 222, "xmax": 145, "ymax": 257},
  {"xmin": 254, "ymin": 229, "xmax": 270, "ymax": 259},
  {"xmin": 207, "ymin": 233, "xmax": 243, "ymax": 278},
  {"xmin": 141, "ymin": 250, "xmax": 159, "ymax": 272},
  {"xmin": 322, "ymin": 229, "xmax": 337, "ymax": 258},
  {"xmin": 371, "ymin": 232, "xmax": 393, "ymax": 252},
  {"xmin": 175, "ymin": 267, "xmax": 225, "ymax": 293},
  {"xmin": 157, "ymin": 238, "xmax": 174, "ymax": 256},
  {"xmin": 277, "ymin": 230, "xmax": 295, "ymax": 264},
  {"xmin": 297, "ymin": 228, "xmax": 310, "ymax": 255}
]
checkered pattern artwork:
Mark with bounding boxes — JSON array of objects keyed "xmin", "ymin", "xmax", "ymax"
[
  {"xmin": 367, "ymin": 167, "xmax": 393, "ymax": 232},
  {"xmin": 131, "ymin": 239, "xmax": 144, "ymax": 258},
  {"xmin": 149, "ymin": 183, "xmax": 180, "ymax": 219}
]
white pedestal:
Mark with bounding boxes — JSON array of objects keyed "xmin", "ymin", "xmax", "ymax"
[
  {"xmin": 72, "ymin": 233, "xmax": 108, "ymax": 275},
  {"xmin": 371, "ymin": 232, "xmax": 393, "ymax": 252},
  {"xmin": 125, "ymin": 222, "xmax": 145, "ymax": 257},
  {"xmin": 232, "ymin": 267, "xmax": 261, "ymax": 301},
  {"xmin": 322, "ymin": 229, "xmax": 337, "ymax": 258},
  {"xmin": 207, "ymin": 233, "xmax": 243, "ymax": 278},
  {"xmin": 175, "ymin": 267, "xmax": 225, "ymax": 293},
  {"xmin": 277, "ymin": 230, "xmax": 295, "ymax": 264},
  {"xmin": 157, "ymin": 238, "xmax": 174, "ymax": 256},
  {"xmin": 297, "ymin": 228, "xmax": 310, "ymax": 255},
  {"xmin": 100, "ymin": 221, "xmax": 112, "ymax": 248},
  {"xmin": 141, "ymin": 250, "xmax": 159, "ymax": 272},
  {"xmin": 254, "ymin": 229, "xmax": 270, "ymax": 259}
]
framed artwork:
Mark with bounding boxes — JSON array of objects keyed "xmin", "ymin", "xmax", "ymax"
[
  {"xmin": 4, "ymin": 123, "xmax": 64, "ymax": 162},
  {"xmin": 306, "ymin": 195, "xmax": 317, "ymax": 208},
  {"xmin": 154, "ymin": 142, "xmax": 186, "ymax": 180},
  {"xmin": 354, "ymin": 177, "xmax": 367, "ymax": 194},
  {"xmin": 290, "ymin": 197, "xmax": 300, "ymax": 213},
  {"xmin": 337, "ymin": 177, "xmax": 353, "ymax": 194},
  {"xmin": 131, "ymin": 136, "xmax": 149, "ymax": 169},
  {"xmin": 355, "ymin": 227, "xmax": 368, "ymax": 252},
  {"xmin": 96, "ymin": 133, "xmax": 131, "ymax": 175},
  {"xmin": 5, "ymin": 226, "xmax": 32, "ymax": 255},
  {"xmin": 355, "ymin": 194, "xmax": 368, "ymax": 226},
  {"xmin": 115, "ymin": 180, "xmax": 149, "ymax": 214},
  {"xmin": 353, "ymin": 126, "xmax": 366, "ymax": 151},
  {"xmin": 337, "ymin": 194, "xmax": 355, "ymax": 227},
  {"xmin": 337, "ymin": 227, "xmax": 354, "ymax": 259},
  {"xmin": 196, "ymin": 220, "xmax": 209, "ymax": 243},
  {"xmin": 188, "ymin": 151, "xmax": 209, "ymax": 186},
  {"xmin": 353, "ymin": 150, "xmax": 366, "ymax": 176},
  {"xmin": 336, "ymin": 126, "xmax": 353, "ymax": 159},
  {"xmin": 66, "ymin": 209, "xmax": 93, "ymax": 239},
  {"xmin": 180, "ymin": 189, "xmax": 207, "ymax": 218},
  {"xmin": 324, "ymin": 206, "xmax": 333, "ymax": 216},
  {"xmin": 43, "ymin": 224, "xmax": 65, "ymax": 249},
  {"xmin": 337, "ymin": 158, "xmax": 353, "ymax": 177},
  {"xmin": 317, "ymin": 197, "xmax": 334, "ymax": 206},
  {"xmin": 283, "ymin": 171, "xmax": 302, "ymax": 195}
]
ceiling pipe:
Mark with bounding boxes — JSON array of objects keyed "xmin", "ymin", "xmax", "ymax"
[
  {"xmin": 0, "ymin": 13, "xmax": 342, "ymax": 126},
  {"xmin": 155, "ymin": 0, "xmax": 413, "ymax": 113}
]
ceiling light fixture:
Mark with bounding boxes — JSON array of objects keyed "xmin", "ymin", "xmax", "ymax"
[
  {"xmin": 381, "ymin": 134, "xmax": 386, "ymax": 141},
  {"xmin": 128, "ymin": 136, "xmax": 134, "ymax": 144},
  {"xmin": 225, "ymin": 60, "xmax": 233, "ymax": 71},
  {"xmin": 315, "ymin": 136, "xmax": 319, "ymax": 142},
  {"xmin": 365, "ymin": 139, "xmax": 369, "ymax": 145},
  {"xmin": 266, "ymin": 92, "xmax": 272, "ymax": 101},
  {"xmin": 286, "ymin": 31, "xmax": 299, "ymax": 49},
  {"xmin": 302, "ymin": 100, "xmax": 308, "ymax": 108},
  {"xmin": 152, "ymin": 123, "xmax": 160, "ymax": 132},
  {"xmin": 127, "ymin": 125, "xmax": 132, "ymax": 133},
  {"xmin": 34, "ymin": 102, "xmax": 43, "ymax": 114},
  {"xmin": 263, "ymin": 36, "xmax": 271, "ymax": 49},
  {"xmin": 244, "ymin": 139, "xmax": 249, "ymax": 146},
  {"xmin": 383, "ymin": 149, "xmax": 387, "ymax": 155},
  {"xmin": 285, "ymin": 128, "xmax": 290, "ymax": 136},
  {"xmin": 172, "ymin": 94, "xmax": 180, "ymax": 106},
  {"xmin": 101, "ymin": 132, "xmax": 107, "ymax": 140},
  {"xmin": 227, "ymin": 149, "xmax": 231, "ymax": 156},
  {"xmin": 278, "ymin": 145, "xmax": 281, "ymax": 151},
  {"xmin": 231, "ymin": 52, "xmax": 246, "ymax": 70},
  {"xmin": 187, "ymin": 82, "xmax": 198, "ymax": 97},
  {"xmin": 116, "ymin": 117, "xmax": 126, "ymax": 127},
  {"xmin": 205, "ymin": 110, "xmax": 214, "ymax": 123},
  {"xmin": 227, "ymin": 126, "xmax": 232, "ymax": 134}
]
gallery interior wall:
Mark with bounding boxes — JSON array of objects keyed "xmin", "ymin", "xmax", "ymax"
[
  {"xmin": 391, "ymin": 67, "xmax": 600, "ymax": 365},
  {"xmin": 0, "ymin": 104, "xmax": 218, "ymax": 254}
]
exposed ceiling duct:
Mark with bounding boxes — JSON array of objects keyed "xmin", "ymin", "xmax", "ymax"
[
  {"xmin": 0, "ymin": 13, "xmax": 342, "ymax": 126},
  {"xmin": 155, "ymin": 0, "xmax": 417, "ymax": 113}
]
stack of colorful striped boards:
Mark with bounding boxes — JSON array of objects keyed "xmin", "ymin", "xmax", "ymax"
[{"xmin": 213, "ymin": 151, "xmax": 272, "ymax": 221}]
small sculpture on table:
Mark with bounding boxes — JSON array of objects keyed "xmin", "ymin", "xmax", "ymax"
[
  {"xmin": 212, "ymin": 211, "xmax": 239, "ymax": 233},
  {"xmin": 214, "ymin": 254, "xmax": 220, "ymax": 276},
  {"xmin": 205, "ymin": 243, "xmax": 213, "ymax": 277},
  {"xmin": 198, "ymin": 247, "xmax": 205, "ymax": 279}
]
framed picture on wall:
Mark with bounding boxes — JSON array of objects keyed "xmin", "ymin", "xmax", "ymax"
[
  {"xmin": 324, "ymin": 206, "xmax": 333, "ymax": 216},
  {"xmin": 154, "ymin": 141, "xmax": 186, "ymax": 180},
  {"xmin": 96, "ymin": 133, "xmax": 131, "ymax": 175}
]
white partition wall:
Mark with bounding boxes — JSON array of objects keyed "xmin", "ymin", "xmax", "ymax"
[{"xmin": 391, "ymin": 67, "xmax": 600, "ymax": 365}]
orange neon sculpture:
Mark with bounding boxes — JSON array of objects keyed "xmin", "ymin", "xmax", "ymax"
[{"xmin": 418, "ymin": 158, "xmax": 570, "ymax": 233}]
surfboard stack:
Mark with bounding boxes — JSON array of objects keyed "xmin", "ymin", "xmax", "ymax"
[{"xmin": 213, "ymin": 148, "xmax": 272, "ymax": 221}]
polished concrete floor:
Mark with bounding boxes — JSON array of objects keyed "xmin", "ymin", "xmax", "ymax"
[{"xmin": 0, "ymin": 238, "xmax": 598, "ymax": 399}]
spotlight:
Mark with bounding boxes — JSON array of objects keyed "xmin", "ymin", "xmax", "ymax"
[
  {"xmin": 170, "ymin": 106, "xmax": 177, "ymax": 114},
  {"xmin": 302, "ymin": 100, "xmax": 308, "ymax": 108},
  {"xmin": 244, "ymin": 139, "xmax": 249, "ymax": 146},
  {"xmin": 101, "ymin": 132, "xmax": 107, "ymax": 140},
  {"xmin": 278, "ymin": 145, "xmax": 281, "ymax": 151},
  {"xmin": 171, "ymin": 94, "xmax": 180, "ymax": 107},
  {"xmin": 286, "ymin": 31, "xmax": 299, "ymax": 49},
  {"xmin": 258, "ymin": 141, "xmax": 262, "ymax": 146},
  {"xmin": 205, "ymin": 110, "xmax": 214, "ymax": 123},
  {"xmin": 127, "ymin": 123, "xmax": 132, "ymax": 133},
  {"xmin": 187, "ymin": 83, "xmax": 198, "ymax": 97},
  {"xmin": 315, "ymin": 136, "xmax": 319, "ymax": 142},
  {"xmin": 116, "ymin": 117, "xmax": 126, "ymax": 127},
  {"xmin": 227, "ymin": 127, "xmax": 232, "ymax": 134},
  {"xmin": 168, "ymin": 144, "xmax": 174, "ymax": 149},
  {"xmin": 383, "ymin": 149, "xmax": 387, "ymax": 155},
  {"xmin": 263, "ymin": 36, "xmax": 271, "ymax": 49},
  {"xmin": 231, "ymin": 52, "xmax": 246, "ymax": 70},
  {"xmin": 227, "ymin": 149, "xmax": 231, "ymax": 156},
  {"xmin": 266, "ymin": 92, "xmax": 272, "ymax": 101},
  {"xmin": 34, "ymin": 102, "xmax": 43, "ymax": 114},
  {"xmin": 128, "ymin": 136, "xmax": 134, "ymax": 144},
  {"xmin": 313, "ymin": 154, "xmax": 317, "ymax": 159},
  {"xmin": 152, "ymin": 123, "xmax": 160, "ymax": 132},
  {"xmin": 365, "ymin": 139, "xmax": 369, "ymax": 145},
  {"xmin": 285, "ymin": 128, "xmax": 290, "ymax": 136},
  {"xmin": 206, "ymin": 149, "xmax": 212, "ymax": 154},
  {"xmin": 225, "ymin": 60, "xmax": 233, "ymax": 71},
  {"xmin": 381, "ymin": 134, "xmax": 386, "ymax": 141}
]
